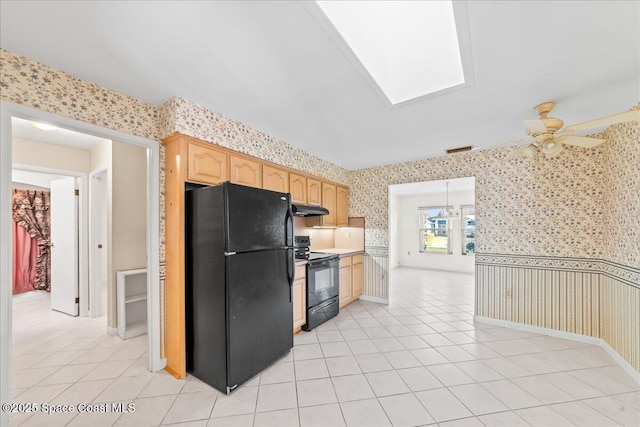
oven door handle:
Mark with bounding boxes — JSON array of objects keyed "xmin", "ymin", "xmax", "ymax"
[{"xmin": 311, "ymin": 298, "xmax": 337, "ymax": 314}]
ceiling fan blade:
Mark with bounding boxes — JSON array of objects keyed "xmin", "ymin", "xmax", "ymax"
[
  {"xmin": 559, "ymin": 110, "xmax": 640, "ymax": 134},
  {"xmin": 522, "ymin": 119, "xmax": 548, "ymax": 134},
  {"xmin": 555, "ymin": 135, "xmax": 606, "ymax": 148}
]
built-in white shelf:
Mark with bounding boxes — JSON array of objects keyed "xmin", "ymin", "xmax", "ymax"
[{"xmin": 117, "ymin": 268, "xmax": 147, "ymax": 339}]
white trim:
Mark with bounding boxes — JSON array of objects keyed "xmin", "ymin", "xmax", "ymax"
[
  {"xmin": 145, "ymin": 140, "xmax": 165, "ymax": 372},
  {"xmin": 474, "ymin": 315, "xmax": 640, "ymax": 385},
  {"xmin": 358, "ymin": 295, "xmax": 389, "ymax": 305},
  {"xmin": 473, "ymin": 315, "xmax": 601, "ymax": 345},
  {"xmin": 0, "ymin": 101, "xmax": 14, "ymax": 427},
  {"xmin": 89, "ymin": 168, "xmax": 107, "ymax": 318},
  {"xmin": 12, "ymin": 164, "xmax": 89, "ymax": 317},
  {"xmin": 600, "ymin": 340, "xmax": 640, "ymax": 385},
  {"xmin": 107, "ymin": 327, "xmax": 118, "ymax": 336},
  {"xmin": 0, "ymin": 102, "xmax": 166, "ymax": 423}
]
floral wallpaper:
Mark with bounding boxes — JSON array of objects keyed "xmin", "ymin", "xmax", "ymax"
[
  {"xmin": 0, "ymin": 49, "xmax": 159, "ymax": 140},
  {"xmin": 600, "ymin": 105, "xmax": 639, "ymax": 268},
  {"xmin": 349, "ymin": 142, "xmax": 608, "ymax": 259},
  {"xmin": 159, "ymin": 97, "xmax": 350, "ymax": 185}
]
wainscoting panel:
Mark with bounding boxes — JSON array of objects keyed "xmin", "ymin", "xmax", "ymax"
[
  {"xmin": 476, "ymin": 263, "xmax": 600, "ymax": 338},
  {"xmin": 363, "ymin": 247, "xmax": 389, "ymax": 301},
  {"xmin": 601, "ymin": 276, "xmax": 640, "ymax": 371},
  {"xmin": 476, "ymin": 254, "xmax": 639, "ymax": 372}
]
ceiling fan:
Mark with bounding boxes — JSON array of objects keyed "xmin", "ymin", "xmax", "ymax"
[{"xmin": 511, "ymin": 101, "xmax": 639, "ymax": 158}]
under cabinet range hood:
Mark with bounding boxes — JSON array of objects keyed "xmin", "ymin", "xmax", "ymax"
[{"xmin": 292, "ymin": 203, "xmax": 329, "ymax": 216}]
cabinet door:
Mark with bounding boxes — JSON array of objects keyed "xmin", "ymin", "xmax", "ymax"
[
  {"xmin": 307, "ymin": 178, "xmax": 322, "ymax": 206},
  {"xmin": 289, "ymin": 173, "xmax": 306, "ymax": 205},
  {"xmin": 322, "ymin": 183, "xmax": 336, "ymax": 227},
  {"xmin": 263, "ymin": 165, "xmax": 289, "ymax": 193},
  {"xmin": 187, "ymin": 142, "xmax": 228, "ymax": 184},
  {"xmin": 292, "ymin": 277, "xmax": 306, "ymax": 331},
  {"xmin": 336, "ymin": 186, "xmax": 349, "ymax": 227},
  {"xmin": 293, "ymin": 264, "xmax": 306, "ymax": 331},
  {"xmin": 339, "ymin": 266, "xmax": 352, "ymax": 308},
  {"xmin": 352, "ymin": 259, "xmax": 363, "ymax": 298},
  {"xmin": 339, "ymin": 256, "xmax": 352, "ymax": 308},
  {"xmin": 230, "ymin": 154, "xmax": 262, "ymax": 188}
]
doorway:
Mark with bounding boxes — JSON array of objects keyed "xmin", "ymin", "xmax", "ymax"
[
  {"xmin": 0, "ymin": 101, "xmax": 163, "ymax": 425},
  {"xmin": 388, "ymin": 177, "xmax": 476, "ymax": 296},
  {"xmin": 11, "ymin": 169, "xmax": 84, "ymax": 317}
]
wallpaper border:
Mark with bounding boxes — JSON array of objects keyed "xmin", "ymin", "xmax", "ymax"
[{"xmin": 476, "ymin": 253, "xmax": 640, "ymax": 288}]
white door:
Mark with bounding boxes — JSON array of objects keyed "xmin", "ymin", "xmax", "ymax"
[{"xmin": 50, "ymin": 177, "xmax": 79, "ymax": 316}]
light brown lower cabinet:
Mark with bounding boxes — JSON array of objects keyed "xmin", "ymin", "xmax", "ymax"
[
  {"xmin": 339, "ymin": 253, "xmax": 364, "ymax": 308},
  {"xmin": 339, "ymin": 257, "xmax": 352, "ymax": 308},
  {"xmin": 293, "ymin": 265, "xmax": 306, "ymax": 332},
  {"xmin": 352, "ymin": 254, "xmax": 364, "ymax": 298}
]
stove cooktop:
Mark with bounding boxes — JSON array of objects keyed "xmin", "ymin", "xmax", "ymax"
[{"xmin": 307, "ymin": 252, "xmax": 339, "ymax": 263}]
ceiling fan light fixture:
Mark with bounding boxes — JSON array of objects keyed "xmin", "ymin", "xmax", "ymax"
[
  {"xmin": 521, "ymin": 145, "xmax": 538, "ymax": 157},
  {"xmin": 542, "ymin": 140, "xmax": 563, "ymax": 158}
]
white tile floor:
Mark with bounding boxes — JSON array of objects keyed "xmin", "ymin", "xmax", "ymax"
[{"xmin": 10, "ymin": 268, "xmax": 640, "ymax": 426}]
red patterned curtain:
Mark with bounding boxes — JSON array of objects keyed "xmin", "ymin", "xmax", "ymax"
[
  {"xmin": 12, "ymin": 190, "xmax": 51, "ymax": 292},
  {"xmin": 12, "ymin": 220, "xmax": 38, "ymax": 294}
]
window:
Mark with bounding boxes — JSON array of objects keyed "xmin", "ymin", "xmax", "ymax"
[
  {"xmin": 419, "ymin": 207, "xmax": 451, "ymax": 254},
  {"xmin": 315, "ymin": 1, "xmax": 465, "ymax": 105},
  {"xmin": 461, "ymin": 205, "xmax": 475, "ymax": 255}
]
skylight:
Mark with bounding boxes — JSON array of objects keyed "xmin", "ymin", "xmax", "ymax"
[{"xmin": 316, "ymin": 0, "xmax": 465, "ymax": 105}]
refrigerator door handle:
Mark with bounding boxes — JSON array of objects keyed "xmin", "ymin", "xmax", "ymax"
[
  {"xmin": 285, "ymin": 204, "xmax": 293, "ymax": 248},
  {"xmin": 286, "ymin": 248, "xmax": 294, "ymax": 302}
]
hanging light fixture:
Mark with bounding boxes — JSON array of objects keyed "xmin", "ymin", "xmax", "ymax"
[{"xmin": 435, "ymin": 181, "xmax": 460, "ymax": 219}]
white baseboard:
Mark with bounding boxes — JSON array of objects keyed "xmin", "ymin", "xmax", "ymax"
[
  {"xmin": 358, "ymin": 295, "xmax": 389, "ymax": 304},
  {"xmin": 107, "ymin": 327, "xmax": 118, "ymax": 336},
  {"xmin": 474, "ymin": 316, "xmax": 601, "ymax": 345},
  {"xmin": 600, "ymin": 340, "xmax": 640, "ymax": 384},
  {"xmin": 474, "ymin": 315, "xmax": 639, "ymax": 385}
]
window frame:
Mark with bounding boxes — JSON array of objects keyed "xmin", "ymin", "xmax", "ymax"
[
  {"xmin": 461, "ymin": 204, "xmax": 475, "ymax": 255},
  {"xmin": 418, "ymin": 206, "xmax": 453, "ymax": 254}
]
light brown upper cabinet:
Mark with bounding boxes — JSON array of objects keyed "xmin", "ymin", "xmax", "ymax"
[
  {"xmin": 230, "ymin": 154, "xmax": 262, "ymax": 188},
  {"xmin": 187, "ymin": 142, "xmax": 228, "ymax": 185},
  {"xmin": 263, "ymin": 165, "xmax": 289, "ymax": 194},
  {"xmin": 322, "ymin": 183, "xmax": 336, "ymax": 227},
  {"xmin": 307, "ymin": 178, "xmax": 322, "ymax": 206},
  {"xmin": 289, "ymin": 173, "xmax": 306, "ymax": 205},
  {"xmin": 336, "ymin": 186, "xmax": 349, "ymax": 227}
]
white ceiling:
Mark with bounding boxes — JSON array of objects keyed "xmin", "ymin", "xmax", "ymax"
[
  {"xmin": 1, "ymin": 1, "xmax": 638, "ymax": 170},
  {"xmin": 11, "ymin": 117, "xmax": 109, "ymax": 150}
]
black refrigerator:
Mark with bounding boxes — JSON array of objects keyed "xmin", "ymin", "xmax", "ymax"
[{"xmin": 185, "ymin": 182, "xmax": 294, "ymax": 394}]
